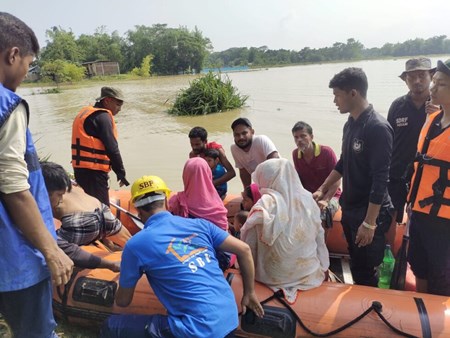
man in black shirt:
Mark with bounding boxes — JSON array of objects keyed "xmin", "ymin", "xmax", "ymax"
[
  {"xmin": 387, "ymin": 58, "xmax": 436, "ymax": 223},
  {"xmin": 314, "ymin": 68, "xmax": 394, "ymax": 286},
  {"xmin": 71, "ymin": 87, "xmax": 129, "ymax": 206}
]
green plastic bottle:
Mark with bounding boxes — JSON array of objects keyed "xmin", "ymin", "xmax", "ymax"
[{"xmin": 378, "ymin": 244, "xmax": 395, "ymax": 289}]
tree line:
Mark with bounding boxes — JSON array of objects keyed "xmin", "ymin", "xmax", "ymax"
[
  {"xmin": 207, "ymin": 36, "xmax": 450, "ymax": 68},
  {"xmin": 34, "ymin": 24, "xmax": 449, "ymax": 83},
  {"xmin": 36, "ymin": 24, "xmax": 212, "ymax": 83}
]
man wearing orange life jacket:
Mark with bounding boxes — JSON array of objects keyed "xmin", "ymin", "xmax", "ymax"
[
  {"xmin": 71, "ymin": 87, "xmax": 129, "ymax": 206},
  {"xmin": 407, "ymin": 59, "xmax": 450, "ymax": 297}
]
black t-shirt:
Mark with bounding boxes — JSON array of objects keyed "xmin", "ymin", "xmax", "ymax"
[
  {"xmin": 335, "ymin": 105, "xmax": 393, "ymax": 210},
  {"xmin": 387, "ymin": 93, "xmax": 427, "ymax": 180}
]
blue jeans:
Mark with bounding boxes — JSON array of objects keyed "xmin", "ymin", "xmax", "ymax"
[
  {"xmin": 100, "ymin": 314, "xmax": 174, "ymax": 338},
  {"xmin": 0, "ymin": 278, "xmax": 57, "ymax": 338}
]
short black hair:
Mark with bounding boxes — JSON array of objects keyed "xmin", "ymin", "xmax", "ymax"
[
  {"xmin": 328, "ymin": 67, "xmax": 368, "ymax": 98},
  {"xmin": 0, "ymin": 12, "xmax": 39, "ymax": 56},
  {"xmin": 189, "ymin": 126, "xmax": 208, "ymax": 141},
  {"xmin": 40, "ymin": 161, "xmax": 72, "ymax": 193},
  {"xmin": 291, "ymin": 121, "xmax": 313, "ymax": 135},
  {"xmin": 231, "ymin": 117, "xmax": 252, "ymax": 130},
  {"xmin": 204, "ymin": 148, "xmax": 220, "ymax": 159}
]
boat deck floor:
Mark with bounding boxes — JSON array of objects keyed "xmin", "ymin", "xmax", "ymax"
[{"xmin": 329, "ymin": 254, "xmax": 354, "ymax": 284}]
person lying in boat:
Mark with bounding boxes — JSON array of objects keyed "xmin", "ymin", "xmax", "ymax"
[
  {"xmin": 232, "ymin": 183, "xmax": 262, "ymax": 237},
  {"xmin": 100, "ymin": 175, "xmax": 263, "ymax": 338},
  {"xmin": 40, "ymin": 161, "xmax": 131, "ymax": 272},
  {"xmin": 240, "ymin": 158, "xmax": 329, "ymax": 303}
]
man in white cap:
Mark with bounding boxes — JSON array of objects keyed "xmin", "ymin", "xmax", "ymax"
[
  {"xmin": 71, "ymin": 87, "xmax": 129, "ymax": 206},
  {"xmin": 387, "ymin": 58, "xmax": 438, "ymax": 224}
]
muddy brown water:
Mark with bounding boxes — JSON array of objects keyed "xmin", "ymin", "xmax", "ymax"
[{"xmin": 20, "ymin": 57, "xmax": 445, "ymax": 194}]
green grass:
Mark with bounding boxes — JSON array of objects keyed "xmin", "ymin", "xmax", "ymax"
[
  {"xmin": 0, "ymin": 317, "xmax": 99, "ymax": 338},
  {"xmin": 55, "ymin": 319, "xmax": 99, "ymax": 338}
]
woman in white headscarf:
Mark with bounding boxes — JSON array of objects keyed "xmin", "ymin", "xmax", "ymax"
[{"xmin": 240, "ymin": 158, "xmax": 329, "ymax": 303}]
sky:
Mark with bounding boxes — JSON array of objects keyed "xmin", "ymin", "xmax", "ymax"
[{"xmin": 2, "ymin": 0, "xmax": 448, "ymax": 52}]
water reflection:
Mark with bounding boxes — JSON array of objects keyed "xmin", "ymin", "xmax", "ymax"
[{"xmin": 21, "ymin": 57, "xmax": 447, "ymax": 193}]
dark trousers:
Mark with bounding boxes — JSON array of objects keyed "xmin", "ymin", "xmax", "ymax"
[
  {"xmin": 408, "ymin": 211, "xmax": 450, "ymax": 296},
  {"xmin": 0, "ymin": 278, "xmax": 57, "ymax": 338},
  {"xmin": 101, "ymin": 314, "xmax": 236, "ymax": 338},
  {"xmin": 74, "ymin": 168, "xmax": 110, "ymax": 206},
  {"xmin": 388, "ymin": 178, "xmax": 408, "ymax": 223},
  {"xmin": 341, "ymin": 206, "xmax": 393, "ymax": 286},
  {"xmin": 100, "ymin": 314, "xmax": 174, "ymax": 338}
]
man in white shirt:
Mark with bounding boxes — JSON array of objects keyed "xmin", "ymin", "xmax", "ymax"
[{"xmin": 230, "ymin": 118, "xmax": 279, "ymax": 187}]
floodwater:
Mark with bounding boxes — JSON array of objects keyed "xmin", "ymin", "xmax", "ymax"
[{"xmin": 20, "ymin": 56, "xmax": 446, "ymax": 193}]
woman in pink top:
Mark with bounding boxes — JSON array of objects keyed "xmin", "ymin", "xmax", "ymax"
[{"xmin": 169, "ymin": 157, "xmax": 229, "ymax": 231}]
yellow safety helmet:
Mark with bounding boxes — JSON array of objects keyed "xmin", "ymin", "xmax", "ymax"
[{"xmin": 130, "ymin": 175, "xmax": 171, "ymax": 206}]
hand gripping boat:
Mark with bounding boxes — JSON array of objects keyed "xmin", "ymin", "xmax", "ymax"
[{"xmin": 52, "ymin": 190, "xmax": 450, "ymax": 337}]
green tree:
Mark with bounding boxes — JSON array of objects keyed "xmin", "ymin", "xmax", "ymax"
[
  {"xmin": 77, "ymin": 26, "xmax": 124, "ymax": 64},
  {"xmin": 123, "ymin": 24, "xmax": 167, "ymax": 73},
  {"xmin": 40, "ymin": 27, "xmax": 82, "ymax": 63},
  {"xmin": 131, "ymin": 54, "xmax": 153, "ymax": 77},
  {"xmin": 343, "ymin": 38, "xmax": 364, "ymax": 60},
  {"xmin": 140, "ymin": 54, "xmax": 152, "ymax": 76},
  {"xmin": 150, "ymin": 26, "xmax": 211, "ymax": 74},
  {"xmin": 41, "ymin": 60, "xmax": 85, "ymax": 84}
]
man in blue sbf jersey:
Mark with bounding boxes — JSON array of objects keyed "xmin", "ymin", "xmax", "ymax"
[{"xmin": 101, "ymin": 175, "xmax": 264, "ymax": 338}]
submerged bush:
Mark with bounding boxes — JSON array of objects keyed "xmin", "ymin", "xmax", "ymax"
[{"xmin": 168, "ymin": 72, "xmax": 248, "ymax": 116}]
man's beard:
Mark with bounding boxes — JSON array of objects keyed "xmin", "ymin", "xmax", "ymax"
[{"xmin": 236, "ymin": 138, "xmax": 252, "ymax": 149}]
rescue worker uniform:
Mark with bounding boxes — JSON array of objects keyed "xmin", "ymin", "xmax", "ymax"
[
  {"xmin": 408, "ymin": 110, "xmax": 450, "ymax": 296},
  {"xmin": 71, "ymin": 102, "xmax": 126, "ymax": 205},
  {"xmin": 335, "ymin": 105, "xmax": 394, "ymax": 287}
]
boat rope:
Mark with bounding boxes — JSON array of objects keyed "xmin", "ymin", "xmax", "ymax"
[
  {"xmin": 250, "ymin": 290, "xmax": 419, "ymax": 338},
  {"xmin": 413, "ymin": 297, "xmax": 432, "ymax": 338}
]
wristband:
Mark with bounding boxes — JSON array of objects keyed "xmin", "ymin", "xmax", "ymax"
[{"xmin": 362, "ymin": 221, "xmax": 377, "ymax": 230}]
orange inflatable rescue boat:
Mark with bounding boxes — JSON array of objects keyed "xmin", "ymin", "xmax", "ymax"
[
  {"xmin": 52, "ymin": 190, "xmax": 450, "ymax": 337},
  {"xmin": 53, "ymin": 245, "xmax": 450, "ymax": 337}
]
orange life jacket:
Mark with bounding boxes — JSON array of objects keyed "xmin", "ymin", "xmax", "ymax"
[
  {"xmin": 408, "ymin": 111, "xmax": 450, "ymax": 219},
  {"xmin": 71, "ymin": 106, "xmax": 118, "ymax": 172}
]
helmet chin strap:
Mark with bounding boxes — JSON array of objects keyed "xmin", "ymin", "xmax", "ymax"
[{"xmin": 134, "ymin": 194, "xmax": 166, "ymax": 208}]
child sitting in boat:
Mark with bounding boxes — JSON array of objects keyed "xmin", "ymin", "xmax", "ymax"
[
  {"xmin": 168, "ymin": 157, "xmax": 233, "ymax": 270},
  {"xmin": 40, "ymin": 161, "xmax": 131, "ymax": 272},
  {"xmin": 204, "ymin": 148, "xmax": 228, "ymax": 200},
  {"xmin": 240, "ymin": 158, "xmax": 329, "ymax": 303},
  {"xmin": 232, "ymin": 183, "xmax": 262, "ymax": 237}
]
